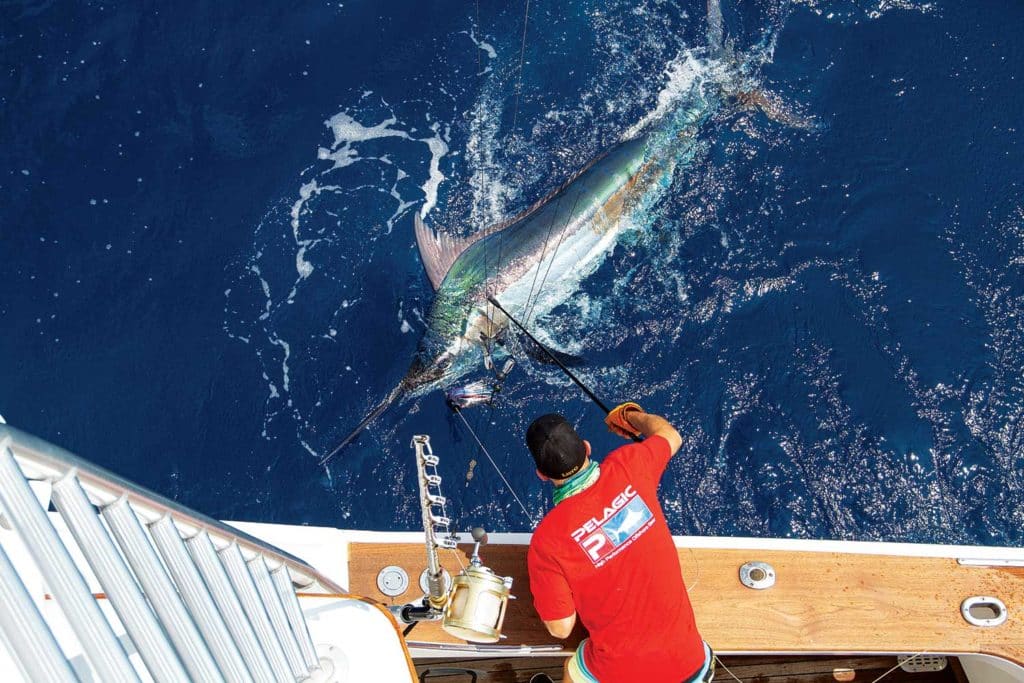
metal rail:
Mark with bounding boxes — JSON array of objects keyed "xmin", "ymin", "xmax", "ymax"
[
  {"xmin": 0, "ymin": 424, "xmax": 343, "ymax": 594},
  {"xmin": 0, "ymin": 424, "xmax": 335, "ymax": 681}
]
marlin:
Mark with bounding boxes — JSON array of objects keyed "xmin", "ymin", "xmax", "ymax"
[{"xmin": 319, "ymin": 1, "xmax": 805, "ymax": 466}]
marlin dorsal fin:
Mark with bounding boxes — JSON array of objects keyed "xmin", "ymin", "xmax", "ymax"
[
  {"xmin": 415, "ymin": 175, "xmax": 590, "ymax": 289},
  {"xmin": 414, "ymin": 213, "xmax": 475, "ymax": 290},
  {"xmin": 415, "ymin": 211, "xmax": 519, "ymax": 290}
]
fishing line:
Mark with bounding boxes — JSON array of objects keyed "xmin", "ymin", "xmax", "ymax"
[
  {"xmin": 487, "ymin": 296, "xmax": 645, "ymax": 452},
  {"xmin": 870, "ymin": 653, "xmax": 929, "ymax": 683},
  {"xmin": 714, "ymin": 657, "xmax": 742, "ymax": 683},
  {"xmin": 453, "ymin": 406, "xmax": 536, "ymax": 526},
  {"xmin": 489, "ymin": 295, "xmax": 612, "ymax": 413},
  {"xmin": 684, "ymin": 546, "xmax": 702, "ymax": 594},
  {"xmin": 519, "ymin": 192, "xmax": 568, "ymax": 323},
  {"xmin": 475, "ymin": 0, "xmax": 482, "ymax": 76},
  {"xmin": 474, "ymin": 0, "xmax": 498, "ymax": 326},
  {"xmin": 484, "ymin": 0, "xmax": 533, "ymax": 312},
  {"xmin": 510, "ymin": 0, "xmax": 531, "ymax": 133},
  {"xmin": 522, "ymin": 189, "xmax": 583, "ymax": 329}
]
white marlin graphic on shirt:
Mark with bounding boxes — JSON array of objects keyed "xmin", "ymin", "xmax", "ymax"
[
  {"xmin": 605, "ymin": 507, "xmax": 648, "ymax": 545},
  {"xmin": 571, "ymin": 485, "xmax": 655, "ymax": 567}
]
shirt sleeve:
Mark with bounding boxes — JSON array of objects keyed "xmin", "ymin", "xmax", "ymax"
[
  {"xmin": 615, "ymin": 434, "xmax": 673, "ymax": 491},
  {"xmin": 527, "ymin": 537, "xmax": 575, "ymax": 622}
]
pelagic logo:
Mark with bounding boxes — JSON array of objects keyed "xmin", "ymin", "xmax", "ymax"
[{"xmin": 570, "ymin": 485, "xmax": 654, "ymax": 567}]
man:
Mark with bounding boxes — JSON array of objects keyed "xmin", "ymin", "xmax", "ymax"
[{"xmin": 526, "ymin": 403, "xmax": 712, "ymax": 683}]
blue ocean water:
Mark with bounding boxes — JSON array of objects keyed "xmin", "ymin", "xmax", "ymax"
[{"xmin": 2, "ymin": 1, "xmax": 1022, "ymax": 545}]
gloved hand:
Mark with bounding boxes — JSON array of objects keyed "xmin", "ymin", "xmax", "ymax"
[{"xmin": 605, "ymin": 402, "xmax": 643, "ymax": 439}]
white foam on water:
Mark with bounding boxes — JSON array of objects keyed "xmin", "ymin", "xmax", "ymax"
[
  {"xmin": 269, "ymin": 334, "xmax": 292, "ymax": 392},
  {"xmin": 386, "ymin": 175, "xmax": 418, "ymax": 234},
  {"xmin": 295, "ymin": 246, "xmax": 314, "ymax": 279},
  {"xmin": 623, "ymin": 51, "xmax": 712, "ymax": 140},
  {"xmin": 867, "ymin": 1, "xmax": 937, "ymax": 19},
  {"xmin": 463, "ymin": 28, "xmax": 497, "ymax": 61},
  {"xmin": 793, "ymin": 0, "xmax": 937, "ymax": 22},
  {"xmin": 418, "ymin": 122, "xmax": 449, "ymax": 218},
  {"xmin": 318, "ymin": 112, "xmax": 410, "ymax": 170},
  {"xmin": 289, "ymin": 179, "xmax": 342, "ymax": 280},
  {"xmin": 318, "ymin": 110, "xmax": 450, "ymax": 220},
  {"xmin": 250, "ymin": 263, "xmax": 273, "ymax": 320},
  {"xmin": 327, "ymin": 112, "xmax": 410, "ymax": 149}
]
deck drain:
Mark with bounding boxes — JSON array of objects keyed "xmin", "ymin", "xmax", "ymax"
[
  {"xmin": 739, "ymin": 561, "xmax": 776, "ymax": 589},
  {"xmin": 961, "ymin": 595, "xmax": 1008, "ymax": 627},
  {"xmin": 898, "ymin": 655, "xmax": 948, "ymax": 672},
  {"xmin": 376, "ymin": 565, "xmax": 409, "ymax": 597}
]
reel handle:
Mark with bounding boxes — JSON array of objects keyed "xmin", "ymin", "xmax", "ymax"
[{"xmin": 470, "ymin": 527, "xmax": 487, "ymax": 566}]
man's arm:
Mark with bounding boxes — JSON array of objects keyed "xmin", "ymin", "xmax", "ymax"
[
  {"xmin": 543, "ymin": 613, "xmax": 577, "ymax": 639},
  {"xmin": 527, "ymin": 542, "xmax": 576, "ymax": 639},
  {"xmin": 625, "ymin": 410, "xmax": 682, "ymax": 455}
]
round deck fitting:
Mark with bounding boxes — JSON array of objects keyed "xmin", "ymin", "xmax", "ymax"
[
  {"xmin": 376, "ymin": 565, "xmax": 409, "ymax": 597},
  {"xmin": 739, "ymin": 561, "xmax": 776, "ymax": 590}
]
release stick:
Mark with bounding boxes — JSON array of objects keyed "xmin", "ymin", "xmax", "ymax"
[{"xmin": 487, "ymin": 296, "xmax": 641, "ymax": 442}]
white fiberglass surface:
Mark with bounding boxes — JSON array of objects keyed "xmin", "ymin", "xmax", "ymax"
[{"xmin": 303, "ymin": 597, "xmax": 413, "ymax": 682}]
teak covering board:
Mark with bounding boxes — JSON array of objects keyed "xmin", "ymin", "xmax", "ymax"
[{"xmin": 348, "ymin": 542, "xmax": 1024, "ymax": 664}]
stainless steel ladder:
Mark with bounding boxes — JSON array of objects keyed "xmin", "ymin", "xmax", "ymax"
[{"xmin": 0, "ymin": 425, "xmax": 343, "ymax": 682}]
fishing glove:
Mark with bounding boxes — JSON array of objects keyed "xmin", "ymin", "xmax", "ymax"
[{"xmin": 605, "ymin": 402, "xmax": 643, "ymax": 439}]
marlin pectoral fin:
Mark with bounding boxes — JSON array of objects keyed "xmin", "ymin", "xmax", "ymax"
[
  {"xmin": 735, "ymin": 89, "xmax": 818, "ymax": 130},
  {"xmin": 519, "ymin": 333, "xmax": 585, "ymax": 367}
]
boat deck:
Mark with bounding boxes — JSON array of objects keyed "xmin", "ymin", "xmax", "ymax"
[
  {"xmin": 348, "ymin": 541, "xmax": 1024, "ymax": 664},
  {"xmin": 413, "ymin": 654, "xmax": 967, "ymax": 682}
]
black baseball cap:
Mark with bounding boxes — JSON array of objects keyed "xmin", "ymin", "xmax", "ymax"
[{"xmin": 526, "ymin": 413, "xmax": 587, "ymax": 479}]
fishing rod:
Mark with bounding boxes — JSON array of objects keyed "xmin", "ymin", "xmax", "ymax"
[{"xmin": 486, "ymin": 296, "xmax": 641, "ymax": 443}]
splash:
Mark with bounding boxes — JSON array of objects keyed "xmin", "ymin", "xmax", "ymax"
[
  {"xmin": 793, "ymin": 0, "xmax": 937, "ymax": 23},
  {"xmin": 623, "ymin": 51, "xmax": 721, "ymax": 141}
]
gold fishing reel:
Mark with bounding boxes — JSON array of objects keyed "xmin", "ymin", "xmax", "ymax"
[
  {"xmin": 439, "ymin": 527, "xmax": 513, "ymax": 643},
  {"xmin": 442, "ymin": 562, "xmax": 513, "ymax": 643}
]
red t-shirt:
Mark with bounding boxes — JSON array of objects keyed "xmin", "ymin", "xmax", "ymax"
[{"xmin": 527, "ymin": 435, "xmax": 704, "ymax": 683}]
